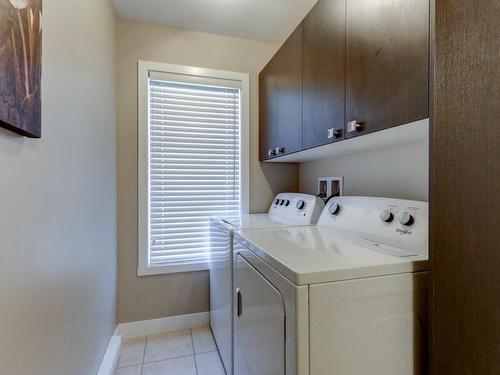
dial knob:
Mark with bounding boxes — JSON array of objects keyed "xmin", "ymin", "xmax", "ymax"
[
  {"xmin": 380, "ymin": 210, "xmax": 394, "ymax": 223},
  {"xmin": 279, "ymin": 199, "xmax": 285, "ymax": 206},
  {"xmin": 296, "ymin": 199, "xmax": 305, "ymax": 210},
  {"xmin": 329, "ymin": 202, "xmax": 341, "ymax": 216},
  {"xmin": 398, "ymin": 211, "xmax": 414, "ymax": 226},
  {"xmin": 284, "ymin": 200, "xmax": 290, "ymax": 206},
  {"xmin": 274, "ymin": 198, "xmax": 280, "ymax": 205}
]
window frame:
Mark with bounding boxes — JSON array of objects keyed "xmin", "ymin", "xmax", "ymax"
[{"xmin": 137, "ymin": 60, "xmax": 250, "ymax": 276}]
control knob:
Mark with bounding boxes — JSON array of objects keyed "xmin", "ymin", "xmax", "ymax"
[
  {"xmin": 284, "ymin": 200, "xmax": 290, "ymax": 206},
  {"xmin": 380, "ymin": 210, "xmax": 394, "ymax": 223},
  {"xmin": 296, "ymin": 199, "xmax": 305, "ymax": 210},
  {"xmin": 398, "ymin": 211, "xmax": 414, "ymax": 226},
  {"xmin": 274, "ymin": 198, "xmax": 280, "ymax": 205},
  {"xmin": 329, "ymin": 202, "xmax": 341, "ymax": 216}
]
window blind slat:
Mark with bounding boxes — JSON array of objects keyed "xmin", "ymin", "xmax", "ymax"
[
  {"xmin": 148, "ymin": 78, "xmax": 240, "ymax": 267},
  {"xmin": 150, "ymin": 122, "xmax": 238, "ymax": 130}
]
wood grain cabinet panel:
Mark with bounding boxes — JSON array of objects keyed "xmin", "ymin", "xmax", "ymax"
[
  {"xmin": 259, "ymin": 59, "xmax": 277, "ymax": 161},
  {"xmin": 274, "ymin": 24, "xmax": 303, "ymax": 157},
  {"xmin": 302, "ymin": 0, "xmax": 346, "ymax": 149},
  {"xmin": 431, "ymin": 0, "xmax": 500, "ymax": 373},
  {"xmin": 345, "ymin": 0, "xmax": 429, "ymax": 138},
  {"xmin": 259, "ymin": 25, "xmax": 303, "ymax": 161}
]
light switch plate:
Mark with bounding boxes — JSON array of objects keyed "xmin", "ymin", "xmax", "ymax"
[{"xmin": 318, "ymin": 176, "xmax": 344, "ymax": 197}]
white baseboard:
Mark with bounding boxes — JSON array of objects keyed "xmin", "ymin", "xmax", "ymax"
[
  {"xmin": 115, "ymin": 311, "xmax": 209, "ymax": 339},
  {"xmin": 97, "ymin": 335, "xmax": 122, "ymax": 375}
]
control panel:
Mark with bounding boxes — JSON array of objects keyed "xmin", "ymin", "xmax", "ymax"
[
  {"xmin": 268, "ymin": 193, "xmax": 324, "ymax": 225},
  {"xmin": 317, "ymin": 196, "xmax": 428, "ymax": 256}
]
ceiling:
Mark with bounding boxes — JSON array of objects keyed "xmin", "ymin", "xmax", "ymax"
[{"xmin": 112, "ymin": 0, "xmax": 318, "ymax": 43}]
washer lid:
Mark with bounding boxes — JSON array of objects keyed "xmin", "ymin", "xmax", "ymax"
[
  {"xmin": 217, "ymin": 214, "xmax": 293, "ymax": 229},
  {"xmin": 214, "ymin": 209, "xmax": 321, "ymax": 230},
  {"xmin": 234, "ymin": 226, "xmax": 428, "ymax": 286},
  {"xmin": 224, "ymin": 214, "xmax": 272, "ymax": 228}
]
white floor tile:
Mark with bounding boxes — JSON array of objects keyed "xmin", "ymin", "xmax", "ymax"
[
  {"xmin": 142, "ymin": 355, "xmax": 197, "ymax": 375},
  {"xmin": 192, "ymin": 327, "xmax": 217, "ymax": 354},
  {"xmin": 115, "ymin": 364, "xmax": 142, "ymax": 375},
  {"xmin": 144, "ymin": 329, "xmax": 193, "ymax": 363},
  {"xmin": 195, "ymin": 351, "xmax": 226, "ymax": 375},
  {"xmin": 118, "ymin": 337, "xmax": 146, "ymax": 368}
]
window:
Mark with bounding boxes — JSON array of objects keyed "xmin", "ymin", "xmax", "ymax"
[{"xmin": 138, "ymin": 61, "xmax": 249, "ymax": 275}]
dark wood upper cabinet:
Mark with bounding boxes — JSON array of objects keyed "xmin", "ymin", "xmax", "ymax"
[
  {"xmin": 302, "ymin": 0, "xmax": 346, "ymax": 149},
  {"xmin": 259, "ymin": 59, "xmax": 277, "ymax": 161},
  {"xmin": 274, "ymin": 24, "xmax": 303, "ymax": 157},
  {"xmin": 259, "ymin": 25, "xmax": 303, "ymax": 161},
  {"xmin": 259, "ymin": 0, "xmax": 429, "ymax": 160},
  {"xmin": 345, "ymin": 0, "xmax": 429, "ymax": 138}
]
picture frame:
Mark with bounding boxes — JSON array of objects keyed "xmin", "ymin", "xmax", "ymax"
[{"xmin": 0, "ymin": 0, "xmax": 42, "ymax": 138}]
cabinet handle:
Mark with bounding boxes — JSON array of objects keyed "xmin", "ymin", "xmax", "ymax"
[
  {"xmin": 275, "ymin": 147, "xmax": 285, "ymax": 154},
  {"xmin": 327, "ymin": 128, "xmax": 342, "ymax": 139},
  {"xmin": 236, "ymin": 287, "xmax": 242, "ymax": 317},
  {"xmin": 267, "ymin": 149, "xmax": 276, "ymax": 157},
  {"xmin": 347, "ymin": 120, "xmax": 363, "ymax": 133}
]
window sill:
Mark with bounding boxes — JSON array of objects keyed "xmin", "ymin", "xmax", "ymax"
[{"xmin": 137, "ymin": 262, "xmax": 210, "ymax": 276}]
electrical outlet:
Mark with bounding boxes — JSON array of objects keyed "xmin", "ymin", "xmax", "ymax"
[{"xmin": 318, "ymin": 177, "xmax": 344, "ymax": 197}]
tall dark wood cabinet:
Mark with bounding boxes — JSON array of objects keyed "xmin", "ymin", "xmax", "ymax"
[
  {"xmin": 259, "ymin": 25, "xmax": 303, "ymax": 160},
  {"xmin": 430, "ymin": 0, "xmax": 500, "ymax": 373},
  {"xmin": 302, "ymin": 0, "xmax": 346, "ymax": 149},
  {"xmin": 345, "ymin": 0, "xmax": 429, "ymax": 138}
]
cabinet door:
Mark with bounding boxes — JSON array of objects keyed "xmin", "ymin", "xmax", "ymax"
[
  {"xmin": 302, "ymin": 0, "xmax": 346, "ymax": 149},
  {"xmin": 259, "ymin": 60, "xmax": 277, "ymax": 161},
  {"xmin": 345, "ymin": 0, "xmax": 429, "ymax": 138},
  {"xmin": 234, "ymin": 254, "xmax": 285, "ymax": 375},
  {"xmin": 273, "ymin": 24, "xmax": 303, "ymax": 157}
]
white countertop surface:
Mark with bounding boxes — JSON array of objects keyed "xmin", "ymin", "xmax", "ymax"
[{"xmin": 234, "ymin": 225, "xmax": 428, "ymax": 286}]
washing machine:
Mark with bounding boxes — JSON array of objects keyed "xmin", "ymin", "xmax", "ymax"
[
  {"xmin": 209, "ymin": 193, "xmax": 324, "ymax": 375},
  {"xmin": 233, "ymin": 196, "xmax": 429, "ymax": 375}
]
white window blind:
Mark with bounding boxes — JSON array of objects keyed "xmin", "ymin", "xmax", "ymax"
[{"xmin": 148, "ymin": 72, "xmax": 241, "ymax": 268}]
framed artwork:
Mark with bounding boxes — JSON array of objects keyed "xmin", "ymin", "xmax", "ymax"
[{"xmin": 0, "ymin": 0, "xmax": 42, "ymax": 138}]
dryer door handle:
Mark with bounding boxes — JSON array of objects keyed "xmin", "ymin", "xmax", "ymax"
[{"xmin": 236, "ymin": 287, "xmax": 242, "ymax": 317}]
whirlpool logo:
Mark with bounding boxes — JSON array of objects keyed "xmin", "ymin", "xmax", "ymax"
[{"xmin": 397, "ymin": 228, "xmax": 413, "ymax": 235}]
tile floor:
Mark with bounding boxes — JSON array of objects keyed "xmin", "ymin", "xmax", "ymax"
[{"xmin": 115, "ymin": 327, "xmax": 226, "ymax": 375}]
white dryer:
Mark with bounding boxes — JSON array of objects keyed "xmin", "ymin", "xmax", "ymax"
[
  {"xmin": 209, "ymin": 193, "xmax": 324, "ymax": 375},
  {"xmin": 233, "ymin": 196, "xmax": 429, "ymax": 375}
]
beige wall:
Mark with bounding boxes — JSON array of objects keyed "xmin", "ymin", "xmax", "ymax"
[
  {"xmin": 0, "ymin": 1, "xmax": 117, "ymax": 374},
  {"xmin": 117, "ymin": 20, "xmax": 298, "ymax": 323},
  {"xmin": 299, "ymin": 141, "xmax": 429, "ymax": 201}
]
